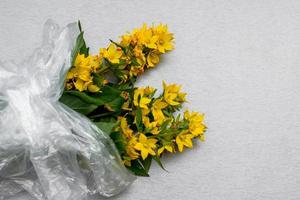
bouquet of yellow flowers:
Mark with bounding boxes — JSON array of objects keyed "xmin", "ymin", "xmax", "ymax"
[
  {"xmin": 60, "ymin": 21, "xmax": 207, "ymax": 176},
  {"xmin": 0, "ymin": 20, "xmax": 206, "ymax": 200}
]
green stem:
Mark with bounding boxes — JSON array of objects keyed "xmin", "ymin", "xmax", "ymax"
[
  {"xmin": 98, "ymin": 65, "xmax": 109, "ymax": 74},
  {"xmin": 89, "ymin": 112, "xmax": 114, "ymax": 119}
]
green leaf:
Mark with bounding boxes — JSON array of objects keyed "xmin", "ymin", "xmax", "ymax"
[
  {"xmin": 163, "ymin": 109, "xmax": 172, "ymax": 117},
  {"xmin": 81, "ymin": 46, "xmax": 89, "ymax": 57},
  {"xmin": 94, "ymin": 121, "xmax": 116, "ymax": 135},
  {"xmin": 64, "ymin": 91, "xmax": 106, "ymax": 105},
  {"xmin": 105, "ymin": 96, "xmax": 125, "ymax": 113},
  {"xmin": 71, "ymin": 22, "xmax": 89, "ymax": 65},
  {"xmin": 153, "ymin": 156, "xmax": 167, "ymax": 172},
  {"xmin": 98, "ymin": 85, "xmax": 122, "ymax": 102},
  {"xmin": 142, "ymin": 156, "xmax": 152, "ymax": 173},
  {"xmin": 131, "ymin": 58, "xmax": 141, "ymax": 66},
  {"xmin": 71, "ymin": 32, "xmax": 85, "ymax": 65},
  {"xmin": 88, "ymin": 111, "xmax": 115, "ymax": 119},
  {"xmin": 136, "ymin": 107, "xmax": 143, "ymax": 132},
  {"xmin": 159, "ymin": 119, "xmax": 171, "ymax": 133},
  {"xmin": 117, "ymin": 82, "xmax": 134, "ymax": 91},
  {"xmin": 127, "ymin": 166, "xmax": 150, "ymax": 177},
  {"xmin": 92, "ymin": 116, "xmax": 117, "ymax": 123},
  {"xmin": 126, "ymin": 159, "xmax": 150, "ymax": 177},
  {"xmin": 64, "ymin": 85, "xmax": 122, "ymax": 106},
  {"xmin": 78, "ymin": 20, "xmax": 83, "ymax": 32},
  {"xmin": 59, "ymin": 93, "xmax": 97, "ymax": 115},
  {"xmin": 110, "ymin": 132, "xmax": 126, "ymax": 155},
  {"xmin": 92, "ymin": 73, "xmax": 106, "ymax": 87}
]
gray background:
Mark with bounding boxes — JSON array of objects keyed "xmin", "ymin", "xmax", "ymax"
[{"xmin": 1, "ymin": 0, "xmax": 300, "ymax": 200}]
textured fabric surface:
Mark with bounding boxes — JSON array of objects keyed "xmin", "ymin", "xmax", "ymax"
[{"xmin": 1, "ymin": 0, "xmax": 300, "ymax": 200}]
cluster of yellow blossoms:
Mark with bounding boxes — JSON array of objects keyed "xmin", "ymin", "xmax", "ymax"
[
  {"xmin": 65, "ymin": 23, "xmax": 174, "ymax": 91},
  {"xmin": 115, "ymin": 82, "xmax": 206, "ymax": 166},
  {"xmin": 63, "ymin": 22, "xmax": 206, "ymax": 175},
  {"xmin": 118, "ymin": 23, "xmax": 174, "ymax": 80},
  {"xmin": 65, "ymin": 54, "xmax": 104, "ymax": 92}
]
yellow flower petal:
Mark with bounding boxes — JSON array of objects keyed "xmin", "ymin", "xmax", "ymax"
[
  {"xmin": 139, "ymin": 97, "xmax": 151, "ymax": 109},
  {"xmin": 148, "ymin": 148, "xmax": 156, "ymax": 156},
  {"xmin": 74, "ymin": 79, "xmax": 85, "ymax": 92},
  {"xmin": 139, "ymin": 134, "xmax": 148, "ymax": 144},
  {"xmin": 158, "ymin": 147, "xmax": 164, "ymax": 156},
  {"xmin": 141, "ymin": 150, "xmax": 149, "ymax": 160},
  {"xmin": 165, "ymin": 145, "xmax": 173, "ymax": 152},
  {"xmin": 176, "ymin": 138, "xmax": 184, "ymax": 152},
  {"xmin": 134, "ymin": 143, "xmax": 144, "ymax": 151},
  {"xmin": 102, "ymin": 44, "xmax": 123, "ymax": 64},
  {"xmin": 147, "ymin": 138, "xmax": 158, "ymax": 145},
  {"xmin": 87, "ymin": 84, "xmax": 100, "ymax": 92}
]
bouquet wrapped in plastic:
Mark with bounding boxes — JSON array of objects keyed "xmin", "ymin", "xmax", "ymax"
[
  {"xmin": 0, "ymin": 20, "xmax": 207, "ymax": 200},
  {"xmin": 0, "ymin": 20, "xmax": 135, "ymax": 200}
]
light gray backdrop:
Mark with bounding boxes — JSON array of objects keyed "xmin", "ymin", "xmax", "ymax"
[{"xmin": 0, "ymin": 0, "xmax": 299, "ymax": 200}]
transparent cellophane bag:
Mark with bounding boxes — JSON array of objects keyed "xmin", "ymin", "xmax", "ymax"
[{"xmin": 0, "ymin": 20, "xmax": 135, "ymax": 200}]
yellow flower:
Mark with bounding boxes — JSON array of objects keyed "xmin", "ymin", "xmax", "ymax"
[
  {"xmin": 151, "ymin": 99, "xmax": 168, "ymax": 124},
  {"xmin": 131, "ymin": 27, "xmax": 144, "ymax": 45},
  {"xmin": 133, "ymin": 45, "xmax": 145, "ymax": 59},
  {"xmin": 153, "ymin": 24, "xmax": 174, "ymax": 53},
  {"xmin": 125, "ymin": 136, "xmax": 139, "ymax": 160},
  {"xmin": 176, "ymin": 131, "xmax": 194, "ymax": 152},
  {"xmin": 77, "ymin": 67, "xmax": 92, "ymax": 82},
  {"xmin": 184, "ymin": 109, "xmax": 204, "ymax": 122},
  {"xmin": 141, "ymin": 26, "xmax": 159, "ymax": 49},
  {"xmin": 74, "ymin": 53, "xmax": 88, "ymax": 67},
  {"xmin": 71, "ymin": 54, "xmax": 93, "ymax": 82},
  {"xmin": 163, "ymin": 81, "xmax": 186, "ymax": 106},
  {"xmin": 143, "ymin": 116, "xmax": 160, "ymax": 135},
  {"xmin": 178, "ymin": 92, "xmax": 187, "ymax": 102},
  {"xmin": 158, "ymin": 144, "xmax": 173, "ymax": 156},
  {"xmin": 184, "ymin": 110, "xmax": 206, "ymax": 141},
  {"xmin": 134, "ymin": 133, "xmax": 157, "ymax": 160},
  {"xmin": 119, "ymin": 117, "xmax": 133, "ymax": 138},
  {"xmin": 73, "ymin": 54, "xmax": 100, "ymax": 72},
  {"xmin": 88, "ymin": 55, "xmax": 101, "ymax": 72},
  {"xmin": 74, "ymin": 79, "xmax": 89, "ymax": 92},
  {"xmin": 147, "ymin": 51, "xmax": 160, "ymax": 67},
  {"xmin": 130, "ymin": 66, "xmax": 144, "ymax": 77},
  {"xmin": 66, "ymin": 53, "xmax": 102, "ymax": 93},
  {"xmin": 100, "ymin": 44, "xmax": 123, "ymax": 64},
  {"xmin": 71, "ymin": 71, "xmax": 99, "ymax": 92},
  {"xmin": 144, "ymin": 86, "xmax": 156, "ymax": 95},
  {"xmin": 133, "ymin": 88, "xmax": 151, "ymax": 109},
  {"xmin": 141, "ymin": 107, "xmax": 150, "ymax": 116},
  {"xmin": 136, "ymin": 56, "xmax": 146, "ymax": 67},
  {"xmin": 120, "ymin": 34, "xmax": 132, "ymax": 47},
  {"xmin": 131, "ymin": 46, "xmax": 146, "ymax": 73},
  {"xmin": 66, "ymin": 68, "xmax": 76, "ymax": 80}
]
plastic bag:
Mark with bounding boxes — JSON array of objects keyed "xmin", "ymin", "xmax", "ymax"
[{"xmin": 0, "ymin": 20, "xmax": 135, "ymax": 200}]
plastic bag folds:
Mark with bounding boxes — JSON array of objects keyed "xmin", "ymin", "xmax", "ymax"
[{"xmin": 0, "ymin": 20, "xmax": 135, "ymax": 200}]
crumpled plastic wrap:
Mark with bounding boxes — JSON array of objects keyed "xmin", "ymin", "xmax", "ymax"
[{"xmin": 0, "ymin": 20, "xmax": 135, "ymax": 200}]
